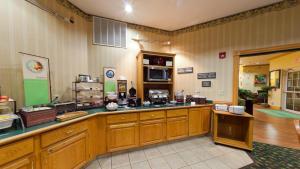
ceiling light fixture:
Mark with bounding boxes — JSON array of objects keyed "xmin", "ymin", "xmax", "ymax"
[{"xmin": 125, "ymin": 3, "xmax": 133, "ymax": 13}]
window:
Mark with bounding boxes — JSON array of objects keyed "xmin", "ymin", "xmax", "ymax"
[{"xmin": 285, "ymin": 71, "xmax": 300, "ymax": 112}]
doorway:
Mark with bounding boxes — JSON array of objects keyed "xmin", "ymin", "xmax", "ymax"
[{"xmin": 232, "ymin": 43, "xmax": 300, "ymax": 148}]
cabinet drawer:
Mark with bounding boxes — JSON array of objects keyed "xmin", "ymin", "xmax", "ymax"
[
  {"xmin": 167, "ymin": 109, "xmax": 188, "ymax": 118},
  {"xmin": 140, "ymin": 111, "xmax": 165, "ymax": 121},
  {"xmin": 41, "ymin": 120, "xmax": 88, "ymax": 148},
  {"xmin": 0, "ymin": 138, "xmax": 34, "ymax": 166},
  {"xmin": 107, "ymin": 113, "xmax": 138, "ymax": 124}
]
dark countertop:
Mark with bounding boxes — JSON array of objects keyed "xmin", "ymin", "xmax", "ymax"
[{"xmin": 0, "ymin": 103, "xmax": 212, "ymax": 145}]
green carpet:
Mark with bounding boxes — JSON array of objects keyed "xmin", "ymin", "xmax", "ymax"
[
  {"xmin": 243, "ymin": 142, "xmax": 300, "ymax": 169},
  {"xmin": 257, "ymin": 109, "xmax": 300, "ymax": 119}
]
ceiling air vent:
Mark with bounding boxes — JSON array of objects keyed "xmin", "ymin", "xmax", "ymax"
[{"xmin": 93, "ymin": 16, "xmax": 127, "ymax": 48}]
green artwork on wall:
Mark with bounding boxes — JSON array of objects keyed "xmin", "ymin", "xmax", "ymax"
[
  {"xmin": 22, "ymin": 53, "xmax": 51, "ymax": 106},
  {"xmin": 24, "ymin": 79, "xmax": 50, "ymax": 106}
]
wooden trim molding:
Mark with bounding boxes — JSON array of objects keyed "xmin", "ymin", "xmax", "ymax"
[
  {"xmin": 55, "ymin": 0, "xmax": 300, "ymax": 35},
  {"xmin": 173, "ymin": 0, "xmax": 300, "ymax": 34},
  {"xmin": 232, "ymin": 53, "xmax": 240, "ymax": 105},
  {"xmin": 56, "ymin": 0, "xmax": 92, "ymax": 21},
  {"xmin": 232, "ymin": 43, "xmax": 300, "ymax": 105}
]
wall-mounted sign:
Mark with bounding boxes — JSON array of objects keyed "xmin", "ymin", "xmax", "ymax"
[
  {"xmin": 177, "ymin": 67, "xmax": 193, "ymax": 74},
  {"xmin": 219, "ymin": 52, "xmax": 226, "ymax": 59},
  {"xmin": 197, "ymin": 72, "xmax": 216, "ymax": 79},
  {"xmin": 202, "ymin": 81, "xmax": 211, "ymax": 87},
  {"xmin": 104, "ymin": 67, "xmax": 116, "ymax": 96}
]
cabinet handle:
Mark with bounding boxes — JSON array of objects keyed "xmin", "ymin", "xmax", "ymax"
[
  {"xmin": 151, "ymin": 114, "xmax": 155, "ymax": 117},
  {"xmin": 65, "ymin": 130, "xmax": 74, "ymax": 135},
  {"xmin": 48, "ymin": 148, "xmax": 54, "ymax": 153}
]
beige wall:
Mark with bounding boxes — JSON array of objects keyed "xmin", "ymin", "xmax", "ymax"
[
  {"xmin": 87, "ymin": 23, "xmax": 171, "ymax": 87},
  {"xmin": 171, "ymin": 4, "xmax": 300, "ymax": 102},
  {"xmin": 0, "ymin": 0, "xmax": 171, "ymax": 107},
  {"xmin": 268, "ymin": 51, "xmax": 300, "ymax": 108},
  {"xmin": 239, "ymin": 65, "xmax": 270, "ymax": 93},
  {"xmin": 1, "ymin": 0, "xmax": 300, "ymax": 107},
  {"xmin": 0, "ymin": 0, "xmax": 88, "ymax": 107}
]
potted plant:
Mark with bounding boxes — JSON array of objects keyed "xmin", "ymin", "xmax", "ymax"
[{"xmin": 258, "ymin": 85, "xmax": 273, "ymax": 107}]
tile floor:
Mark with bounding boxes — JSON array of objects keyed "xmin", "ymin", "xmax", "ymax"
[{"xmin": 84, "ymin": 136, "xmax": 253, "ymax": 169}]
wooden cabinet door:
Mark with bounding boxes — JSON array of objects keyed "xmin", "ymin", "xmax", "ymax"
[
  {"xmin": 107, "ymin": 122, "xmax": 139, "ymax": 152},
  {"xmin": 167, "ymin": 116, "xmax": 188, "ymax": 140},
  {"xmin": 189, "ymin": 109, "xmax": 202, "ymax": 136},
  {"xmin": 189, "ymin": 108, "xmax": 211, "ymax": 136},
  {"xmin": 140, "ymin": 119, "xmax": 166, "ymax": 146},
  {"xmin": 201, "ymin": 108, "xmax": 211, "ymax": 134},
  {"xmin": 1, "ymin": 155, "xmax": 34, "ymax": 169},
  {"xmin": 41, "ymin": 132, "xmax": 88, "ymax": 169}
]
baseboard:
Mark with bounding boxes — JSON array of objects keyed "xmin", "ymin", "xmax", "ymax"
[{"xmin": 270, "ymin": 105, "xmax": 281, "ymax": 110}]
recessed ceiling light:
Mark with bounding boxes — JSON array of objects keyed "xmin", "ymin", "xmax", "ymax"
[{"xmin": 125, "ymin": 4, "xmax": 132, "ymax": 13}]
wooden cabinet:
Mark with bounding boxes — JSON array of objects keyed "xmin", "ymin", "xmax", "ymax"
[
  {"xmin": 88, "ymin": 116, "xmax": 107, "ymax": 160},
  {"xmin": 0, "ymin": 138, "xmax": 34, "ymax": 167},
  {"xmin": 0, "ymin": 106, "xmax": 214, "ymax": 169},
  {"xmin": 41, "ymin": 132, "xmax": 88, "ymax": 169},
  {"xmin": 213, "ymin": 110, "xmax": 253, "ymax": 151},
  {"xmin": 201, "ymin": 108, "xmax": 211, "ymax": 134},
  {"xmin": 107, "ymin": 122, "xmax": 139, "ymax": 152},
  {"xmin": 167, "ymin": 116, "xmax": 189, "ymax": 140},
  {"xmin": 107, "ymin": 113, "xmax": 139, "ymax": 152},
  {"xmin": 140, "ymin": 111, "xmax": 166, "ymax": 146},
  {"xmin": 1, "ymin": 155, "xmax": 34, "ymax": 169},
  {"xmin": 189, "ymin": 107, "xmax": 211, "ymax": 136},
  {"xmin": 166, "ymin": 109, "xmax": 188, "ymax": 140}
]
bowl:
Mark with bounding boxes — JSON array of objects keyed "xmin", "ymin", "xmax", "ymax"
[
  {"xmin": 143, "ymin": 101, "xmax": 151, "ymax": 107},
  {"xmin": 106, "ymin": 103, "xmax": 118, "ymax": 111}
]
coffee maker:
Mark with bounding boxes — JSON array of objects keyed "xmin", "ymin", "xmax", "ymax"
[
  {"xmin": 117, "ymin": 80, "xmax": 128, "ymax": 106},
  {"xmin": 149, "ymin": 89, "xmax": 169, "ymax": 105}
]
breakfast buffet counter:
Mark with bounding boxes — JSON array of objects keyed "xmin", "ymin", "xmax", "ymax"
[
  {"xmin": 0, "ymin": 103, "xmax": 214, "ymax": 169},
  {"xmin": 0, "ymin": 103, "xmax": 212, "ymax": 146}
]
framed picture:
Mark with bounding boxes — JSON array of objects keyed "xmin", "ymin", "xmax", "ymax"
[
  {"xmin": 197, "ymin": 72, "xmax": 216, "ymax": 79},
  {"xmin": 21, "ymin": 52, "xmax": 51, "ymax": 106},
  {"xmin": 270, "ymin": 70, "xmax": 281, "ymax": 88},
  {"xmin": 254, "ymin": 74, "xmax": 267, "ymax": 85},
  {"xmin": 202, "ymin": 81, "xmax": 211, "ymax": 87},
  {"xmin": 177, "ymin": 67, "xmax": 193, "ymax": 74}
]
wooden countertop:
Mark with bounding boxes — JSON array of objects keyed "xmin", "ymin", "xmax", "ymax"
[
  {"xmin": 213, "ymin": 109, "xmax": 253, "ymax": 118},
  {"xmin": 0, "ymin": 104, "xmax": 212, "ymax": 146}
]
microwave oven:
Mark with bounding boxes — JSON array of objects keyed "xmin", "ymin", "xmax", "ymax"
[{"xmin": 147, "ymin": 67, "xmax": 170, "ymax": 81}]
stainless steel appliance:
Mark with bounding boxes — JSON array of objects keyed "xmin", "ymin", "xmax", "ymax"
[
  {"xmin": 146, "ymin": 67, "xmax": 170, "ymax": 81},
  {"xmin": 149, "ymin": 89, "xmax": 169, "ymax": 104}
]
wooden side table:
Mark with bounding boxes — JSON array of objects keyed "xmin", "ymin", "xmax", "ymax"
[{"xmin": 213, "ymin": 110, "xmax": 254, "ymax": 151}]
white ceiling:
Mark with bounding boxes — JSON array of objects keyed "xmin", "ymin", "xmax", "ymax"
[{"xmin": 68, "ymin": 0, "xmax": 282, "ymax": 31}]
